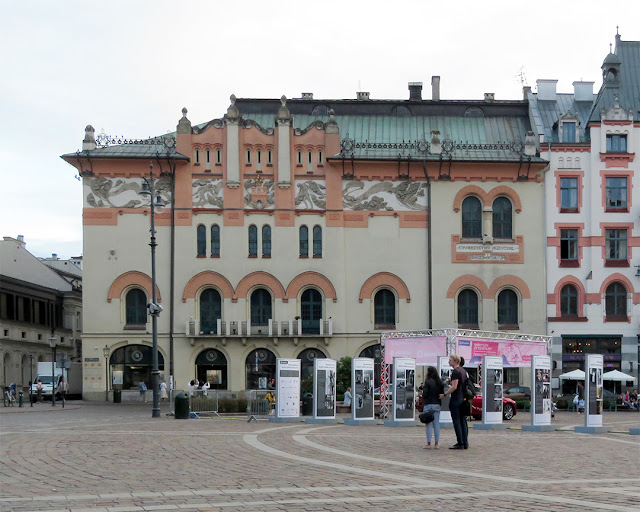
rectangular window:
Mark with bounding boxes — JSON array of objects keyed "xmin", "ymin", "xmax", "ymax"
[
  {"xmin": 563, "ymin": 122, "xmax": 576, "ymax": 143},
  {"xmin": 605, "ymin": 177, "xmax": 627, "ymax": 210},
  {"xmin": 560, "ymin": 229, "xmax": 578, "ymax": 265},
  {"xmin": 560, "ymin": 178, "xmax": 578, "ymax": 210},
  {"xmin": 605, "ymin": 229, "xmax": 627, "ymax": 261},
  {"xmin": 606, "ymin": 134, "xmax": 627, "ymax": 152}
]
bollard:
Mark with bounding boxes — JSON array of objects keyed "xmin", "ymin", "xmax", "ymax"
[{"xmin": 18, "ymin": 391, "xmax": 23, "ymax": 407}]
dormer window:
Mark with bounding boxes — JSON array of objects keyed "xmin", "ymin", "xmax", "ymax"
[
  {"xmin": 606, "ymin": 134, "xmax": 627, "ymax": 153},
  {"xmin": 563, "ymin": 122, "xmax": 576, "ymax": 143}
]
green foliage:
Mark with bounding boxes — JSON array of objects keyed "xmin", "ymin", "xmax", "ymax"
[
  {"xmin": 513, "ymin": 399, "xmax": 531, "ymax": 410},
  {"xmin": 556, "ymin": 398, "xmax": 568, "ymax": 409},
  {"xmin": 216, "ymin": 398, "xmax": 248, "ymax": 413},
  {"xmin": 336, "ymin": 357, "xmax": 352, "ymax": 395}
]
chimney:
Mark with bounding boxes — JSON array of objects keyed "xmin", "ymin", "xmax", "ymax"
[
  {"xmin": 52, "ymin": 253, "xmax": 58, "ymax": 260},
  {"xmin": 357, "ymin": 91, "xmax": 370, "ymax": 101},
  {"xmin": 4, "ymin": 235, "xmax": 26, "ymax": 247},
  {"xmin": 431, "ymin": 76, "xmax": 440, "ymax": 101},
  {"xmin": 301, "ymin": 92, "xmax": 313, "ymax": 99},
  {"xmin": 522, "ymin": 86, "xmax": 532, "ymax": 100},
  {"xmin": 82, "ymin": 125, "xmax": 96, "ymax": 151},
  {"xmin": 408, "ymin": 82, "xmax": 423, "ymax": 101},
  {"xmin": 484, "ymin": 93, "xmax": 495, "ymax": 103},
  {"xmin": 536, "ymin": 79, "xmax": 558, "ymax": 101},
  {"xmin": 573, "ymin": 81, "xmax": 594, "ymax": 102}
]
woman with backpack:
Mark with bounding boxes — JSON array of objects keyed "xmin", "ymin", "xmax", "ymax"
[{"xmin": 422, "ymin": 366, "xmax": 444, "ymax": 449}]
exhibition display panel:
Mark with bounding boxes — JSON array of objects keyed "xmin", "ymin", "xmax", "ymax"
[
  {"xmin": 585, "ymin": 354, "xmax": 604, "ymax": 428},
  {"xmin": 532, "ymin": 355, "xmax": 552, "ymax": 426},
  {"xmin": 313, "ymin": 358, "xmax": 336, "ymax": 419},
  {"xmin": 482, "ymin": 355, "xmax": 504, "ymax": 425},
  {"xmin": 392, "ymin": 357, "xmax": 416, "ymax": 422},
  {"xmin": 275, "ymin": 358, "xmax": 300, "ymax": 419},
  {"xmin": 437, "ymin": 356, "xmax": 453, "ymax": 424},
  {"xmin": 352, "ymin": 358, "xmax": 375, "ymax": 420}
]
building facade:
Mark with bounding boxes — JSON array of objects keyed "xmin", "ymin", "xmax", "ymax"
[
  {"xmin": 0, "ymin": 237, "xmax": 82, "ymax": 390},
  {"xmin": 63, "ymin": 80, "xmax": 548, "ymax": 400},
  {"xmin": 529, "ymin": 33, "xmax": 640, "ymax": 391}
]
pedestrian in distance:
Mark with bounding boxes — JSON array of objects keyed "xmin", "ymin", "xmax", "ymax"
[
  {"xmin": 57, "ymin": 376, "xmax": 69, "ymax": 407},
  {"xmin": 138, "ymin": 380, "xmax": 147, "ymax": 402},
  {"xmin": 439, "ymin": 354, "xmax": 469, "ymax": 450},
  {"xmin": 422, "ymin": 366, "xmax": 444, "ymax": 449},
  {"xmin": 36, "ymin": 380, "xmax": 43, "ymax": 403},
  {"xmin": 160, "ymin": 380, "xmax": 168, "ymax": 401},
  {"xmin": 344, "ymin": 387, "xmax": 352, "ymax": 407}
]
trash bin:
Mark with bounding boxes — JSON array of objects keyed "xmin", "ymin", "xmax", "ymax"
[
  {"xmin": 113, "ymin": 389, "xmax": 122, "ymax": 403},
  {"xmin": 175, "ymin": 392, "xmax": 190, "ymax": 419}
]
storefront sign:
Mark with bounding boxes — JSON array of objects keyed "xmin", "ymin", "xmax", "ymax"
[
  {"xmin": 482, "ymin": 355, "xmax": 503, "ymax": 425},
  {"xmin": 352, "ymin": 358, "xmax": 375, "ymax": 420},
  {"xmin": 438, "ymin": 356, "xmax": 453, "ymax": 424},
  {"xmin": 392, "ymin": 357, "xmax": 416, "ymax": 421},
  {"xmin": 585, "ymin": 354, "xmax": 603, "ymax": 428},
  {"xmin": 313, "ymin": 358, "xmax": 336, "ymax": 418},
  {"xmin": 276, "ymin": 358, "xmax": 300, "ymax": 418},
  {"xmin": 531, "ymin": 355, "xmax": 552, "ymax": 426}
]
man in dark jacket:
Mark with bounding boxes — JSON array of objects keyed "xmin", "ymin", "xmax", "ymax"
[{"xmin": 440, "ymin": 354, "xmax": 469, "ymax": 449}]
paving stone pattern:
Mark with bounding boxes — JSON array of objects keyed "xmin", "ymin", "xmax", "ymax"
[{"xmin": 0, "ymin": 403, "xmax": 638, "ymax": 511}]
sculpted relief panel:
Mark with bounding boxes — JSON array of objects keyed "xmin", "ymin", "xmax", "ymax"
[
  {"xmin": 343, "ymin": 180, "xmax": 428, "ymax": 211},
  {"xmin": 84, "ymin": 177, "xmax": 171, "ymax": 208},
  {"xmin": 244, "ymin": 179, "xmax": 275, "ymax": 209},
  {"xmin": 193, "ymin": 178, "xmax": 224, "ymax": 209},
  {"xmin": 295, "ymin": 180, "xmax": 326, "ymax": 210}
]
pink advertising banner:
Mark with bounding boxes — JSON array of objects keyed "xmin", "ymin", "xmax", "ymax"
[
  {"xmin": 456, "ymin": 338, "xmax": 548, "ymax": 367},
  {"xmin": 382, "ymin": 336, "xmax": 447, "ymax": 365}
]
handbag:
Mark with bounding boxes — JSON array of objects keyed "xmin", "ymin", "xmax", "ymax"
[{"xmin": 419, "ymin": 410, "xmax": 435, "ymax": 424}]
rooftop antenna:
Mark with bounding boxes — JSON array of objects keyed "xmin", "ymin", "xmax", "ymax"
[{"xmin": 515, "ymin": 66, "xmax": 527, "ymax": 86}]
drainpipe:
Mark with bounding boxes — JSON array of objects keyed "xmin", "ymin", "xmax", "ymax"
[
  {"xmin": 169, "ymin": 160, "xmax": 176, "ymax": 387},
  {"xmin": 422, "ymin": 160, "xmax": 433, "ymax": 329}
]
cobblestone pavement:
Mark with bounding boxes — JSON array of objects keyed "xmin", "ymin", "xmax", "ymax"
[{"xmin": 1, "ymin": 402, "xmax": 638, "ymax": 511}]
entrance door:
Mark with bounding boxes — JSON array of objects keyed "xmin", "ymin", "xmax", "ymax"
[{"xmin": 301, "ymin": 289, "xmax": 322, "ymax": 334}]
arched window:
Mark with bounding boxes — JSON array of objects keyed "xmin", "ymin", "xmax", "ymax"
[
  {"xmin": 493, "ymin": 197, "xmax": 512, "ymax": 239},
  {"xmin": 125, "ymin": 289, "xmax": 147, "ymax": 326},
  {"xmin": 250, "ymin": 289, "xmax": 272, "ymax": 326},
  {"xmin": 246, "ymin": 348, "xmax": 277, "ymax": 390},
  {"xmin": 248, "ymin": 225, "xmax": 258, "ymax": 257},
  {"xmin": 301, "ymin": 288, "xmax": 322, "ymax": 334},
  {"xmin": 267, "ymin": 149, "xmax": 273, "ymax": 165},
  {"xmin": 297, "ymin": 348, "xmax": 326, "ymax": 380},
  {"xmin": 359, "ymin": 344, "xmax": 382, "ymax": 389},
  {"xmin": 560, "ymin": 284, "xmax": 578, "ymax": 317},
  {"xmin": 297, "ymin": 150, "xmax": 303, "ymax": 165},
  {"xmin": 497, "ymin": 289, "xmax": 518, "ymax": 327},
  {"xmin": 200, "ymin": 289, "xmax": 222, "ymax": 335},
  {"xmin": 605, "ymin": 282, "xmax": 627, "ymax": 319},
  {"xmin": 462, "ymin": 197, "xmax": 482, "ymax": 239},
  {"xmin": 457, "ymin": 289, "xmax": 479, "ymax": 327},
  {"xmin": 245, "ymin": 149, "xmax": 252, "ymax": 165},
  {"xmin": 197, "ymin": 225, "xmax": 206, "ymax": 257},
  {"xmin": 313, "ymin": 226, "xmax": 322, "ymax": 257},
  {"xmin": 262, "ymin": 225, "xmax": 271, "ymax": 257},
  {"xmin": 194, "ymin": 148, "xmax": 200, "ymax": 164},
  {"xmin": 196, "ymin": 349, "xmax": 227, "ymax": 390},
  {"xmin": 210, "ymin": 225, "xmax": 220, "ymax": 257},
  {"xmin": 257, "ymin": 149, "xmax": 262, "ymax": 165},
  {"xmin": 205, "ymin": 148, "xmax": 211, "ymax": 164},
  {"xmin": 299, "ymin": 226, "xmax": 309, "ymax": 257},
  {"xmin": 109, "ymin": 345, "xmax": 164, "ymax": 391},
  {"xmin": 215, "ymin": 148, "xmax": 222, "ymax": 164},
  {"xmin": 374, "ymin": 289, "xmax": 395, "ymax": 328}
]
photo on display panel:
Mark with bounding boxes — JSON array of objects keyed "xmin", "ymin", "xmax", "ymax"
[
  {"xmin": 355, "ymin": 369, "xmax": 374, "ymax": 417},
  {"xmin": 535, "ymin": 369, "xmax": 544, "ymax": 414},
  {"xmin": 493, "ymin": 369, "xmax": 503, "ymax": 385},
  {"xmin": 494, "ymin": 384, "xmax": 503, "ymax": 400},
  {"xmin": 493, "ymin": 398, "xmax": 503, "ymax": 412},
  {"xmin": 589, "ymin": 367, "xmax": 602, "ymax": 416}
]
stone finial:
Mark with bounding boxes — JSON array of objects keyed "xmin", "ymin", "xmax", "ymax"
[
  {"xmin": 430, "ymin": 130, "xmax": 442, "ymax": 155},
  {"xmin": 83, "ymin": 125, "xmax": 96, "ymax": 151},
  {"xmin": 325, "ymin": 108, "xmax": 338, "ymax": 134},
  {"xmin": 524, "ymin": 131, "xmax": 537, "ymax": 156},
  {"xmin": 277, "ymin": 94, "xmax": 291, "ymax": 122},
  {"xmin": 177, "ymin": 107, "xmax": 192, "ymax": 134},
  {"xmin": 227, "ymin": 94, "xmax": 239, "ymax": 119}
]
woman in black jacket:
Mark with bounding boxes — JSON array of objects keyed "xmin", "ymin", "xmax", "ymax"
[{"xmin": 422, "ymin": 366, "xmax": 444, "ymax": 449}]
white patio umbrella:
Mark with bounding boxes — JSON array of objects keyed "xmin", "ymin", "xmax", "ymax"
[
  {"xmin": 603, "ymin": 370, "xmax": 636, "ymax": 382},
  {"xmin": 559, "ymin": 369, "xmax": 585, "ymax": 380}
]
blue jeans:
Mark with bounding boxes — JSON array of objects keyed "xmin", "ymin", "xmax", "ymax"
[
  {"xmin": 423, "ymin": 404, "xmax": 441, "ymax": 443},
  {"xmin": 449, "ymin": 396, "xmax": 468, "ymax": 446}
]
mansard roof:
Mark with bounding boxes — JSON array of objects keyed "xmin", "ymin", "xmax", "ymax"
[{"xmin": 528, "ymin": 92, "xmax": 595, "ymax": 143}]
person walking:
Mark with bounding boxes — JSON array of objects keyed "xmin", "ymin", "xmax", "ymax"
[
  {"xmin": 138, "ymin": 380, "xmax": 147, "ymax": 402},
  {"xmin": 36, "ymin": 380, "xmax": 43, "ymax": 403},
  {"xmin": 57, "ymin": 376, "xmax": 69, "ymax": 408},
  {"xmin": 422, "ymin": 366, "xmax": 444, "ymax": 449},
  {"xmin": 344, "ymin": 387, "xmax": 352, "ymax": 407},
  {"xmin": 439, "ymin": 354, "xmax": 469, "ymax": 450},
  {"xmin": 160, "ymin": 380, "xmax": 168, "ymax": 401}
]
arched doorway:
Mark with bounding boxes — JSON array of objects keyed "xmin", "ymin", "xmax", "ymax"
[
  {"xmin": 301, "ymin": 289, "xmax": 322, "ymax": 334},
  {"xmin": 195, "ymin": 349, "xmax": 227, "ymax": 389},
  {"xmin": 297, "ymin": 348, "xmax": 326, "ymax": 381},
  {"xmin": 250, "ymin": 289, "xmax": 272, "ymax": 327},
  {"xmin": 200, "ymin": 289, "xmax": 222, "ymax": 334},
  {"xmin": 245, "ymin": 348, "xmax": 276, "ymax": 390},
  {"xmin": 109, "ymin": 345, "xmax": 165, "ymax": 390},
  {"xmin": 359, "ymin": 344, "xmax": 382, "ymax": 389}
]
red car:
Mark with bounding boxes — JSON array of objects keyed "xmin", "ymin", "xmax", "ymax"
[{"xmin": 471, "ymin": 395, "xmax": 517, "ymax": 421}]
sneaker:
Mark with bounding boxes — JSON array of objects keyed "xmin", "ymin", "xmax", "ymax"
[
  {"xmin": 434, "ymin": 445, "xmax": 439, "ymax": 450},
  {"xmin": 422, "ymin": 444, "xmax": 431, "ymax": 449}
]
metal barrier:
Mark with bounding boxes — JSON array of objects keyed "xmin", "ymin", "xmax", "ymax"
[
  {"xmin": 246, "ymin": 390, "xmax": 274, "ymax": 421},
  {"xmin": 189, "ymin": 389, "xmax": 219, "ymax": 418}
]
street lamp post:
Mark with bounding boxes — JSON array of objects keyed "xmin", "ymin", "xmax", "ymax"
[
  {"xmin": 48, "ymin": 333, "xmax": 57, "ymax": 407},
  {"xmin": 29, "ymin": 354, "xmax": 33, "ymax": 407},
  {"xmin": 139, "ymin": 162, "xmax": 165, "ymax": 419},
  {"xmin": 103, "ymin": 345, "xmax": 110, "ymax": 402}
]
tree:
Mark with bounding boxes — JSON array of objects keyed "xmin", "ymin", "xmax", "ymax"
[{"xmin": 336, "ymin": 357, "xmax": 351, "ymax": 394}]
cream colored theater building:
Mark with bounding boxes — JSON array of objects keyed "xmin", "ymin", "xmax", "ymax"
[{"xmin": 63, "ymin": 82, "xmax": 548, "ymax": 400}]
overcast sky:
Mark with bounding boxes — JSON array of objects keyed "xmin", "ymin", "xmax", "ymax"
[{"xmin": 1, "ymin": 1, "xmax": 637, "ymax": 260}]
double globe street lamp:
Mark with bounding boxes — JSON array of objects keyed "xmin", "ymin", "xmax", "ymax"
[{"xmin": 139, "ymin": 162, "xmax": 165, "ymax": 418}]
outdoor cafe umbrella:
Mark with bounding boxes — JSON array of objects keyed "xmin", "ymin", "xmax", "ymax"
[
  {"xmin": 559, "ymin": 369, "xmax": 585, "ymax": 395},
  {"xmin": 603, "ymin": 370, "xmax": 636, "ymax": 393}
]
